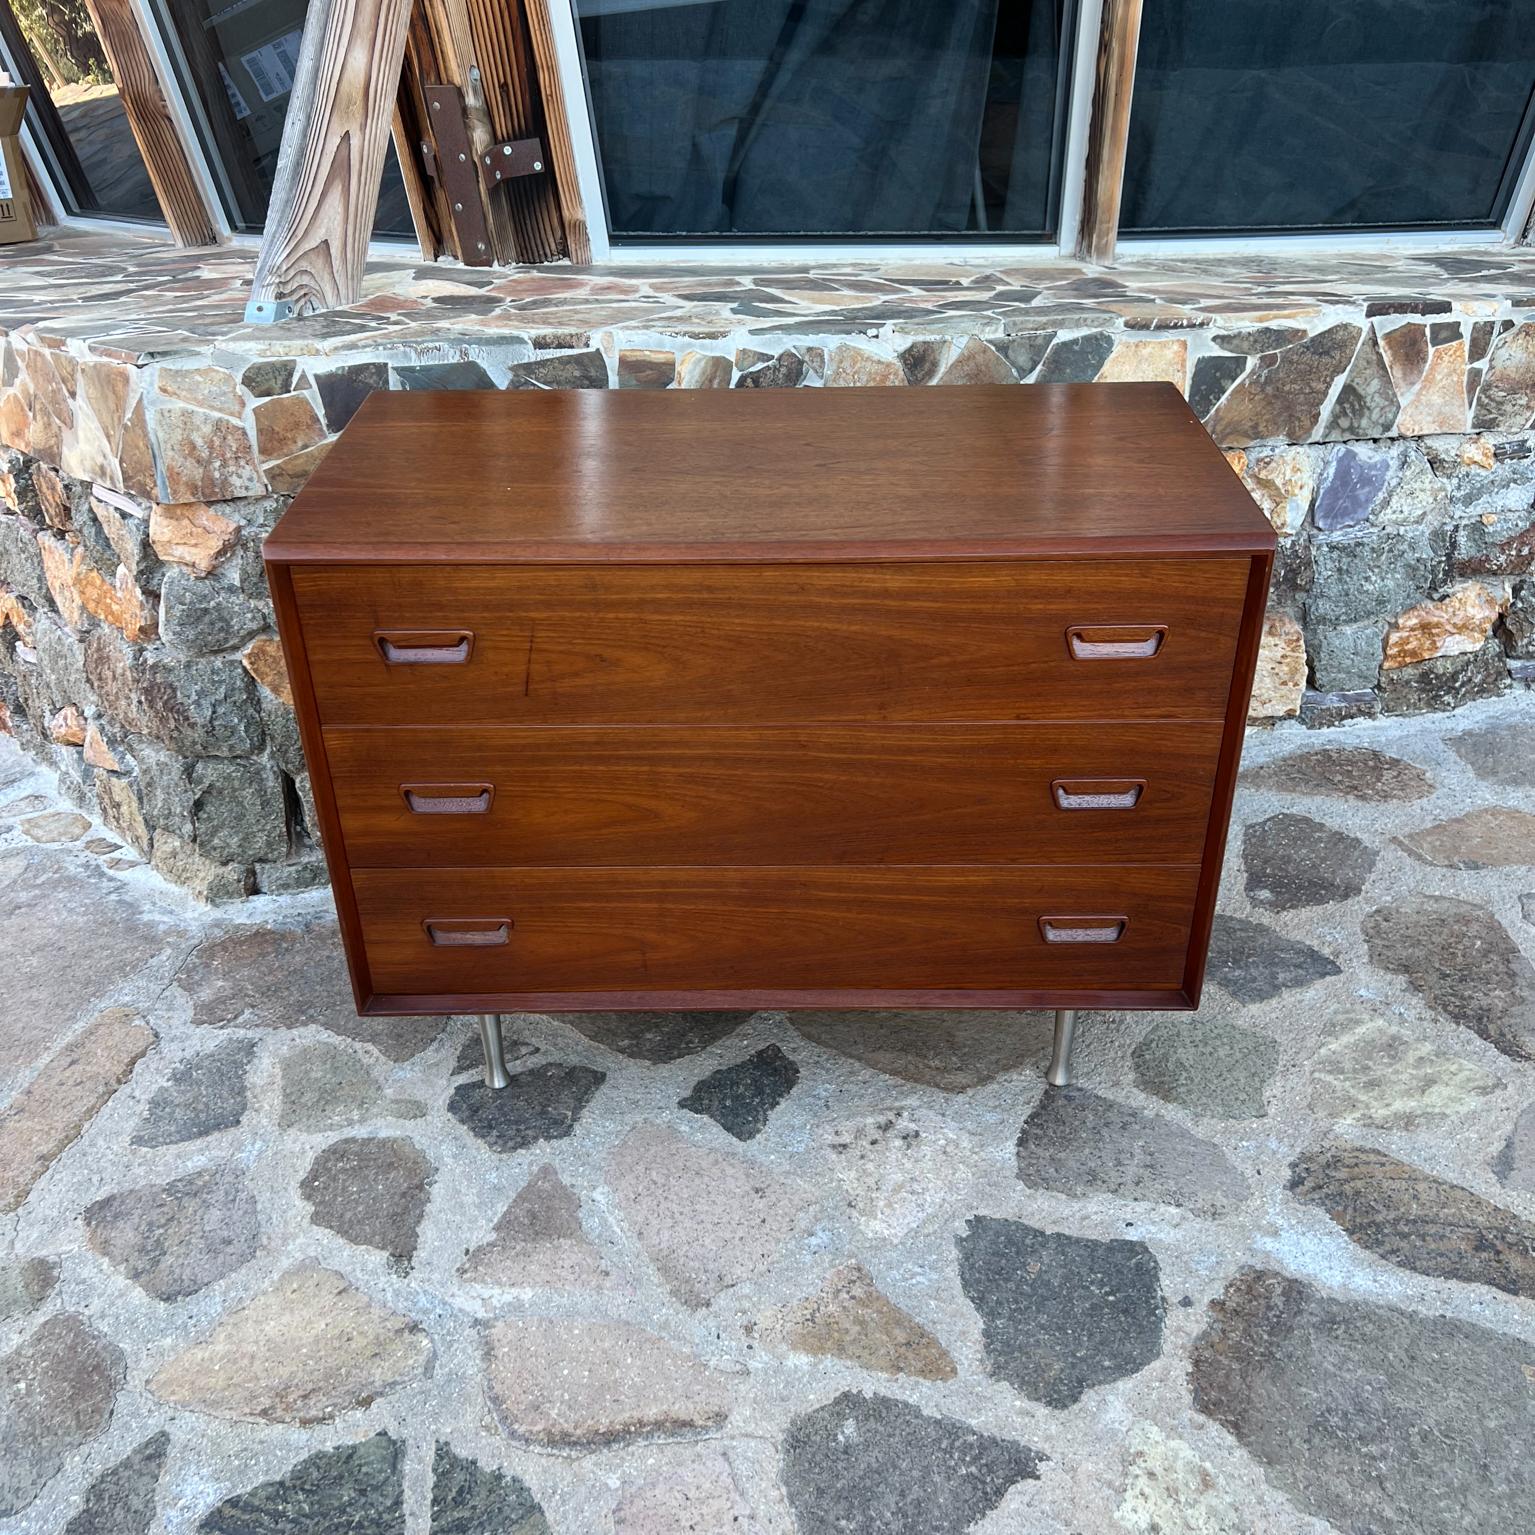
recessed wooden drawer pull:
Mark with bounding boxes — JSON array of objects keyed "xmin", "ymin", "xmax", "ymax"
[
  {"xmin": 402, "ymin": 783, "xmax": 495, "ymax": 815},
  {"xmin": 423, "ymin": 918, "xmax": 511, "ymax": 946},
  {"xmin": 1039, "ymin": 915, "xmax": 1127, "ymax": 944},
  {"xmin": 1051, "ymin": 778, "xmax": 1145, "ymax": 811},
  {"xmin": 375, "ymin": 630, "xmax": 474, "ymax": 665},
  {"xmin": 1066, "ymin": 624, "xmax": 1167, "ymax": 660}
]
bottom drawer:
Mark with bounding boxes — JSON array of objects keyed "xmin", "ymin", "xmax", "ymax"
[{"xmin": 350, "ymin": 865, "xmax": 1201, "ymax": 1003}]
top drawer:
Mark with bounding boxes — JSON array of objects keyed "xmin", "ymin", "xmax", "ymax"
[{"xmin": 290, "ymin": 560, "xmax": 1249, "ymax": 726}]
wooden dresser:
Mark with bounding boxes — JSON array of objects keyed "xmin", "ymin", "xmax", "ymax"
[{"xmin": 265, "ymin": 384, "xmax": 1274, "ymax": 1083}]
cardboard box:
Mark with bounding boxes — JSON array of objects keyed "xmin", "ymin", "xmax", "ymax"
[{"xmin": 0, "ymin": 85, "xmax": 37, "ymax": 246}]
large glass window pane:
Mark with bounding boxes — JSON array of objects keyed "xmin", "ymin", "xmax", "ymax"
[
  {"xmin": 150, "ymin": 0, "xmax": 412, "ymax": 236},
  {"xmin": 1, "ymin": 0, "xmax": 161, "ymax": 220},
  {"xmin": 1122, "ymin": 0, "xmax": 1535, "ymax": 234},
  {"xmin": 575, "ymin": 0, "xmax": 1075, "ymax": 240}
]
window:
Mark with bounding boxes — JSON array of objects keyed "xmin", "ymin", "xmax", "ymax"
[
  {"xmin": 572, "ymin": 0, "xmax": 1077, "ymax": 240},
  {"xmin": 0, "ymin": 0, "xmax": 161, "ymax": 220},
  {"xmin": 147, "ymin": 0, "xmax": 413, "ymax": 235},
  {"xmin": 1121, "ymin": 0, "xmax": 1535, "ymax": 234}
]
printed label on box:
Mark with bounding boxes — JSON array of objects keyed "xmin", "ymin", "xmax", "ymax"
[
  {"xmin": 0, "ymin": 152, "xmax": 11, "ymax": 202},
  {"xmin": 240, "ymin": 30, "xmax": 302, "ymax": 103},
  {"xmin": 219, "ymin": 62, "xmax": 252, "ymax": 122}
]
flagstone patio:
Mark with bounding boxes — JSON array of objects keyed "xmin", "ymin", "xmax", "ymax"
[{"xmin": 1, "ymin": 695, "xmax": 1533, "ymax": 1535}]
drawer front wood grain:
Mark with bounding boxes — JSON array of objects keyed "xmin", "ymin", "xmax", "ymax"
[
  {"xmin": 351, "ymin": 865, "xmax": 1200, "ymax": 996},
  {"xmin": 326, "ymin": 722, "xmax": 1223, "ymax": 867},
  {"xmin": 293, "ymin": 561, "xmax": 1248, "ymax": 726}
]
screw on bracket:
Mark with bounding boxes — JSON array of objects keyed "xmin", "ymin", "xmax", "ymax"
[{"xmin": 479, "ymin": 137, "xmax": 547, "ymax": 192}]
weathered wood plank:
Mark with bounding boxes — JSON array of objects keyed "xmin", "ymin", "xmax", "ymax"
[
  {"xmin": 79, "ymin": 0, "xmax": 217, "ymax": 246},
  {"xmin": 247, "ymin": 0, "xmax": 414, "ymax": 317},
  {"xmin": 412, "ymin": 0, "xmax": 515, "ymax": 263},
  {"xmin": 391, "ymin": 103, "xmax": 439, "ymax": 260},
  {"xmin": 1075, "ymin": 0, "xmax": 1144, "ymax": 265},
  {"xmin": 524, "ymin": 0, "xmax": 590, "ymax": 264},
  {"xmin": 464, "ymin": 0, "xmax": 562, "ymax": 263}
]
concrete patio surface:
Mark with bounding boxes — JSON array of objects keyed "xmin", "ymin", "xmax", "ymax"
[{"xmin": 1, "ymin": 696, "xmax": 1534, "ymax": 1535}]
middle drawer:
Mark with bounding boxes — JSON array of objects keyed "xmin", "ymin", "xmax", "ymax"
[{"xmin": 326, "ymin": 721, "xmax": 1222, "ymax": 867}]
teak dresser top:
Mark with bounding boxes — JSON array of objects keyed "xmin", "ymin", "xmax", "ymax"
[{"xmin": 263, "ymin": 383, "xmax": 1275, "ymax": 565}]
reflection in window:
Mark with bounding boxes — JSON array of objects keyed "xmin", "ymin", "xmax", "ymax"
[
  {"xmin": 1123, "ymin": 0, "xmax": 1535, "ymax": 233},
  {"xmin": 575, "ymin": 0, "xmax": 1075, "ymax": 240},
  {"xmin": 150, "ymin": 0, "xmax": 412, "ymax": 235},
  {"xmin": 1, "ymin": 0, "xmax": 160, "ymax": 219}
]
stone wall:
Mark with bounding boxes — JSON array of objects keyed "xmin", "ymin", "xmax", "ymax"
[
  {"xmin": 0, "ymin": 450, "xmax": 316, "ymax": 898},
  {"xmin": 3, "ymin": 258, "xmax": 1534, "ymax": 897}
]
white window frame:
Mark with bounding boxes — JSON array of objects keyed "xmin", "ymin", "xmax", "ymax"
[
  {"xmin": 3, "ymin": 0, "xmax": 422, "ymax": 255},
  {"xmin": 547, "ymin": 0, "xmax": 1535, "ymax": 266}
]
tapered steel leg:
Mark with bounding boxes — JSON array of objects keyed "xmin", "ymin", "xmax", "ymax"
[
  {"xmin": 1046, "ymin": 1009, "xmax": 1077, "ymax": 1088},
  {"xmin": 479, "ymin": 1013, "xmax": 511, "ymax": 1089}
]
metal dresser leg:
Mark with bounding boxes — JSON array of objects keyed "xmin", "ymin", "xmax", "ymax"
[
  {"xmin": 478, "ymin": 1013, "xmax": 512, "ymax": 1089},
  {"xmin": 1046, "ymin": 1008, "xmax": 1077, "ymax": 1088}
]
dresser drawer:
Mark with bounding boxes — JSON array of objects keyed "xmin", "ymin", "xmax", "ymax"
[
  {"xmin": 350, "ymin": 864, "xmax": 1200, "ymax": 1000},
  {"xmin": 292, "ymin": 560, "xmax": 1248, "ymax": 726},
  {"xmin": 327, "ymin": 722, "xmax": 1222, "ymax": 868}
]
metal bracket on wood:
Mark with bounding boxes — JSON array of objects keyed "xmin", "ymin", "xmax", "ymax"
[
  {"xmin": 243, "ymin": 298, "xmax": 295, "ymax": 325},
  {"xmin": 481, "ymin": 138, "xmax": 546, "ymax": 191},
  {"xmin": 422, "ymin": 83, "xmax": 495, "ymax": 266}
]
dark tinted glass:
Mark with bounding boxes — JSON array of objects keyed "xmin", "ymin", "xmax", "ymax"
[
  {"xmin": 1123, "ymin": 0, "xmax": 1535, "ymax": 233},
  {"xmin": 2, "ymin": 0, "xmax": 161, "ymax": 219},
  {"xmin": 151, "ymin": 0, "xmax": 412, "ymax": 235},
  {"xmin": 576, "ymin": 0, "xmax": 1073, "ymax": 239}
]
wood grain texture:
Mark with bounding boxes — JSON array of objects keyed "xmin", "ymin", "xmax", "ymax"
[
  {"xmin": 411, "ymin": 0, "xmax": 514, "ymax": 262},
  {"xmin": 248, "ymin": 0, "xmax": 414, "ymax": 314},
  {"xmin": 79, "ymin": 0, "xmax": 217, "ymax": 245},
  {"xmin": 1180, "ymin": 550, "xmax": 1274, "ymax": 1006},
  {"xmin": 523, "ymin": 0, "xmax": 590, "ymax": 263},
  {"xmin": 396, "ymin": 10, "xmax": 449, "ymax": 260},
  {"xmin": 292, "ymin": 559, "xmax": 1249, "ymax": 726},
  {"xmin": 390, "ymin": 104, "xmax": 437, "ymax": 258},
  {"xmin": 265, "ymin": 388, "xmax": 1273, "ymax": 1020},
  {"xmin": 325, "ymin": 721, "xmax": 1225, "ymax": 867},
  {"xmin": 267, "ymin": 562, "xmax": 374, "ymax": 1012},
  {"xmin": 1076, "ymin": 0, "xmax": 1144, "ymax": 265},
  {"xmin": 353, "ymin": 863, "xmax": 1202, "ymax": 996},
  {"xmin": 464, "ymin": 0, "xmax": 563, "ymax": 262},
  {"xmin": 265, "ymin": 385, "xmax": 1275, "ymax": 564}
]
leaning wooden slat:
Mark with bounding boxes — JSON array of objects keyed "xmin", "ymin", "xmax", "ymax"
[
  {"xmin": 247, "ymin": 0, "xmax": 415, "ymax": 317},
  {"xmin": 79, "ymin": 0, "xmax": 218, "ymax": 245},
  {"xmin": 391, "ymin": 102, "xmax": 439, "ymax": 261},
  {"xmin": 524, "ymin": 0, "xmax": 591, "ymax": 264},
  {"xmin": 412, "ymin": 0, "xmax": 516, "ymax": 264},
  {"xmin": 465, "ymin": 0, "xmax": 563, "ymax": 263},
  {"xmin": 1075, "ymin": 0, "xmax": 1144, "ymax": 266}
]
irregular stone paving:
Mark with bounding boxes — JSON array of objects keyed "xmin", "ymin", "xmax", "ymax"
[
  {"xmin": 3, "ymin": 698, "xmax": 1535, "ymax": 1533},
  {"xmin": 1242, "ymin": 812, "xmax": 1378, "ymax": 910},
  {"xmin": 131, "ymin": 1038, "xmax": 255, "ymax": 1147},
  {"xmin": 766, "ymin": 1261, "xmax": 957, "ymax": 1382},
  {"xmin": 1363, "ymin": 892, "xmax": 1535, "ymax": 1060},
  {"xmin": 299, "ymin": 1136, "xmax": 435, "ymax": 1273},
  {"xmin": 958, "ymin": 1217, "xmax": 1166, "ymax": 1409},
  {"xmin": 1190, "ymin": 1269, "xmax": 1535, "ymax": 1535},
  {"xmin": 680, "ymin": 1043, "xmax": 801, "ymax": 1140},
  {"xmin": 1289, "ymin": 1144, "xmax": 1535, "ymax": 1299},
  {"xmin": 460, "ymin": 1164, "xmax": 617, "ymax": 1292},
  {"xmin": 781, "ymin": 1392, "xmax": 1042, "ymax": 1535},
  {"xmin": 63, "ymin": 1432, "xmax": 167, "ymax": 1535},
  {"xmin": 1132, "ymin": 1017, "xmax": 1279, "ymax": 1119},
  {"xmin": 84, "ymin": 1163, "xmax": 259, "ymax": 1301}
]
